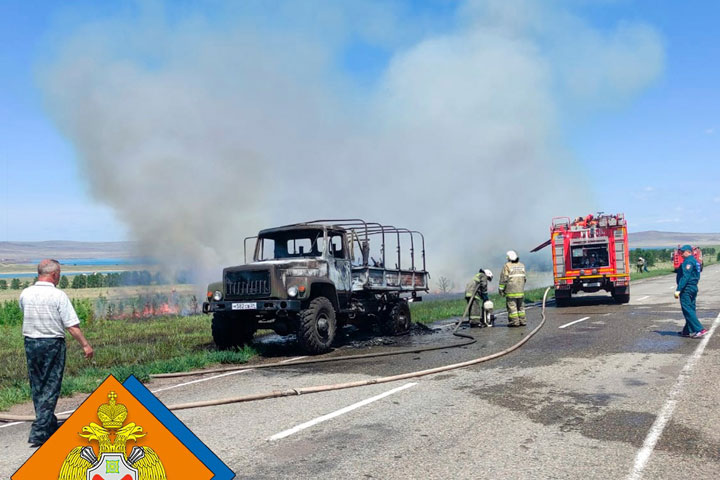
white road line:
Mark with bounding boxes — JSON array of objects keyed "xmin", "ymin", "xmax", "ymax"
[
  {"xmin": 626, "ymin": 312, "xmax": 720, "ymax": 480},
  {"xmin": 151, "ymin": 368, "xmax": 254, "ymax": 393},
  {"xmin": 559, "ymin": 316, "xmax": 590, "ymax": 329},
  {"xmin": 0, "ymin": 421, "xmax": 22, "ymax": 429},
  {"xmin": 2, "ymin": 369, "xmax": 256, "ymax": 428},
  {"xmin": 268, "ymin": 382, "xmax": 418, "ymax": 441},
  {"xmin": 281, "ymin": 356, "xmax": 307, "ymax": 363},
  {"xmin": 636, "ymin": 296, "xmax": 650, "ymax": 302},
  {"xmin": 1, "ymin": 408, "xmax": 76, "ymax": 429}
]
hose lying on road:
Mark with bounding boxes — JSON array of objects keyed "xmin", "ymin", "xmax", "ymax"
[
  {"xmin": 0, "ymin": 287, "xmax": 550, "ymax": 422},
  {"xmin": 152, "ymin": 284, "xmax": 488, "ymax": 380}
]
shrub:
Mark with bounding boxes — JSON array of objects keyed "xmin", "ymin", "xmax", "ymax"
[{"xmin": 0, "ymin": 300, "xmax": 23, "ymax": 326}]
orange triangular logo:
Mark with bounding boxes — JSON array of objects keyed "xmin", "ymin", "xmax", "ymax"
[{"xmin": 13, "ymin": 375, "xmax": 215, "ymax": 479}]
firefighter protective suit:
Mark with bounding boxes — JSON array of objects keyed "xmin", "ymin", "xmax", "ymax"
[
  {"xmin": 465, "ymin": 271, "xmax": 489, "ymax": 326},
  {"xmin": 499, "ymin": 260, "xmax": 527, "ymax": 326}
]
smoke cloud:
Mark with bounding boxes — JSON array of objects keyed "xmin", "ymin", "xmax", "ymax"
[{"xmin": 39, "ymin": 0, "xmax": 664, "ymax": 288}]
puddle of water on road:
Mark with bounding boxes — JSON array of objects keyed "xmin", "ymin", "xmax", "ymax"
[{"xmin": 632, "ymin": 337, "xmax": 682, "ymax": 352}]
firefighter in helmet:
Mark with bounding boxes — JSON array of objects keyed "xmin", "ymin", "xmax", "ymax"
[
  {"xmin": 465, "ymin": 268, "xmax": 493, "ymax": 327},
  {"xmin": 636, "ymin": 256, "xmax": 645, "ymax": 273},
  {"xmin": 499, "ymin": 250, "xmax": 527, "ymax": 327}
]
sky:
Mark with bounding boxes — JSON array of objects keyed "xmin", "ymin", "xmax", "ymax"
[{"xmin": 1, "ymin": 0, "xmax": 719, "ymax": 282}]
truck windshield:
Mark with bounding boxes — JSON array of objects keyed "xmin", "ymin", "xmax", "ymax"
[
  {"xmin": 256, "ymin": 229, "xmax": 325, "ymax": 260},
  {"xmin": 571, "ymin": 245, "xmax": 609, "ymax": 269}
]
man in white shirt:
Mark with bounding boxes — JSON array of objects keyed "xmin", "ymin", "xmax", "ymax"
[{"xmin": 19, "ymin": 259, "xmax": 93, "ymax": 447}]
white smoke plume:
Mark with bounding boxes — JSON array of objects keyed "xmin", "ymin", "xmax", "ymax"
[{"xmin": 39, "ymin": 0, "xmax": 664, "ymax": 289}]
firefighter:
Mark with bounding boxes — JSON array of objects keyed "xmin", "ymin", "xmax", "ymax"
[
  {"xmin": 465, "ymin": 269, "xmax": 492, "ymax": 327},
  {"xmin": 636, "ymin": 257, "xmax": 645, "ymax": 273},
  {"xmin": 675, "ymin": 245, "xmax": 706, "ymax": 338},
  {"xmin": 499, "ymin": 250, "xmax": 527, "ymax": 327}
]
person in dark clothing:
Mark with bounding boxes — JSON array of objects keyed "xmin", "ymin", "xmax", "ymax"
[{"xmin": 674, "ymin": 245, "xmax": 705, "ymax": 338}]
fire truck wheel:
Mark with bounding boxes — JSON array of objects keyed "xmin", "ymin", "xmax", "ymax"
[
  {"xmin": 381, "ymin": 300, "xmax": 412, "ymax": 336},
  {"xmin": 212, "ymin": 312, "xmax": 257, "ymax": 350},
  {"xmin": 555, "ymin": 295, "xmax": 571, "ymax": 308},
  {"xmin": 298, "ymin": 296, "xmax": 337, "ymax": 354},
  {"xmin": 613, "ymin": 293, "xmax": 630, "ymax": 304}
]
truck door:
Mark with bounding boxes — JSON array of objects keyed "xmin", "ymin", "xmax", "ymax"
[{"xmin": 328, "ymin": 233, "xmax": 352, "ymax": 294}]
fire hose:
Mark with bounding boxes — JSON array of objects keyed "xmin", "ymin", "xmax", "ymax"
[
  {"xmin": 0, "ymin": 287, "xmax": 551, "ymax": 422},
  {"xmin": 152, "ymin": 281, "xmax": 488, "ymax": 380}
]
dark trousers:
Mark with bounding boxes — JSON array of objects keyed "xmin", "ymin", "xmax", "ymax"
[
  {"xmin": 679, "ymin": 286, "xmax": 703, "ymax": 335},
  {"xmin": 24, "ymin": 337, "xmax": 66, "ymax": 443}
]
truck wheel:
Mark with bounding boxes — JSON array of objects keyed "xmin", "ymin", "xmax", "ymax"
[
  {"xmin": 212, "ymin": 313, "xmax": 256, "ymax": 350},
  {"xmin": 613, "ymin": 293, "xmax": 630, "ymax": 304},
  {"xmin": 555, "ymin": 292, "xmax": 571, "ymax": 308},
  {"xmin": 298, "ymin": 296, "xmax": 337, "ymax": 354},
  {"xmin": 381, "ymin": 300, "xmax": 411, "ymax": 335}
]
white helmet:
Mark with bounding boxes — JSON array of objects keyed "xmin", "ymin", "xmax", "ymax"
[
  {"xmin": 483, "ymin": 269, "xmax": 493, "ymax": 281},
  {"xmin": 506, "ymin": 250, "xmax": 519, "ymax": 262}
]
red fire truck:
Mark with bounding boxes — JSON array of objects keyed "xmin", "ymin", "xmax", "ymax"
[
  {"xmin": 532, "ymin": 213, "xmax": 630, "ymax": 306},
  {"xmin": 671, "ymin": 245, "xmax": 703, "ymax": 272}
]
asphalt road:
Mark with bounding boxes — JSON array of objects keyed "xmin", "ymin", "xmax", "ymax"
[{"xmin": 2, "ymin": 266, "xmax": 720, "ymax": 479}]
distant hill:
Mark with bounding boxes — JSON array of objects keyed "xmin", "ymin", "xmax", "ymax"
[
  {"xmin": 629, "ymin": 231, "xmax": 720, "ymax": 248},
  {"xmin": 0, "ymin": 241, "xmax": 136, "ymax": 263}
]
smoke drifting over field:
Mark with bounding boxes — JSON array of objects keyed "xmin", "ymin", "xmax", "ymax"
[{"xmin": 40, "ymin": 0, "xmax": 663, "ymax": 287}]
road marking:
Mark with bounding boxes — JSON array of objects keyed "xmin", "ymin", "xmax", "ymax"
[
  {"xmin": 636, "ymin": 296, "xmax": 650, "ymax": 302},
  {"xmin": 559, "ymin": 316, "xmax": 590, "ymax": 329},
  {"xmin": 151, "ymin": 368, "xmax": 254, "ymax": 393},
  {"xmin": 0, "ymin": 408, "xmax": 76, "ymax": 429},
  {"xmin": 281, "ymin": 356, "xmax": 307, "ymax": 363},
  {"xmin": 626, "ymin": 312, "xmax": 720, "ymax": 480},
  {"xmin": 2, "ymin": 369, "xmax": 257, "ymax": 427},
  {"xmin": 268, "ymin": 382, "xmax": 418, "ymax": 441},
  {"xmin": 0, "ymin": 421, "xmax": 22, "ymax": 429}
]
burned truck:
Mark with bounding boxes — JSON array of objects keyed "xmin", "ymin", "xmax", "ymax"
[{"xmin": 202, "ymin": 219, "xmax": 429, "ymax": 354}]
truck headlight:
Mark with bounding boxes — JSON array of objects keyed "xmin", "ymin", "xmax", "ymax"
[
  {"xmin": 287, "ymin": 286, "xmax": 299, "ymax": 298},
  {"xmin": 213, "ymin": 290, "xmax": 223, "ymax": 301}
]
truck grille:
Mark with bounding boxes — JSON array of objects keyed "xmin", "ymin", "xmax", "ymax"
[{"xmin": 225, "ymin": 270, "xmax": 270, "ymax": 298}]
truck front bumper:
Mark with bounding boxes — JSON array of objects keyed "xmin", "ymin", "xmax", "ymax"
[{"xmin": 203, "ymin": 299, "xmax": 302, "ymax": 314}]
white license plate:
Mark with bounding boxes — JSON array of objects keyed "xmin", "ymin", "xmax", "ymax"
[
  {"xmin": 232, "ymin": 302, "xmax": 257, "ymax": 310},
  {"xmin": 583, "ymin": 282, "xmax": 601, "ymax": 288}
]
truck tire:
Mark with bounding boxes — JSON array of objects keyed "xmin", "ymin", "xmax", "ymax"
[
  {"xmin": 613, "ymin": 293, "xmax": 630, "ymax": 304},
  {"xmin": 298, "ymin": 296, "xmax": 337, "ymax": 354},
  {"xmin": 555, "ymin": 292, "xmax": 571, "ymax": 308},
  {"xmin": 212, "ymin": 312, "xmax": 256, "ymax": 350},
  {"xmin": 381, "ymin": 300, "xmax": 411, "ymax": 336}
]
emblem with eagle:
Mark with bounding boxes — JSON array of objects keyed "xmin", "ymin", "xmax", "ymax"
[{"xmin": 58, "ymin": 391, "xmax": 167, "ymax": 480}]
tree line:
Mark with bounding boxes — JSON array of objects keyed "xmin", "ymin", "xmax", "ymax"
[
  {"xmin": 0, "ymin": 270, "xmax": 191, "ymax": 290},
  {"xmin": 630, "ymin": 247, "xmax": 717, "ymax": 267}
]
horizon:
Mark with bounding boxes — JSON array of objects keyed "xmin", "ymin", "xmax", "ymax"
[{"xmin": 3, "ymin": 1, "xmax": 720, "ymax": 283}]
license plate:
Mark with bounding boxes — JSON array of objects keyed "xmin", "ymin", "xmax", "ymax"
[
  {"xmin": 583, "ymin": 282, "xmax": 601, "ymax": 288},
  {"xmin": 232, "ymin": 302, "xmax": 257, "ymax": 310}
]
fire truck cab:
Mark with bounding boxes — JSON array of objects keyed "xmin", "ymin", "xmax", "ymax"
[{"xmin": 534, "ymin": 213, "xmax": 630, "ymax": 306}]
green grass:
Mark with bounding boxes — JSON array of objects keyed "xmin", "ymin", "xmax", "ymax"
[
  {"xmin": 629, "ymin": 251, "xmax": 717, "ymax": 282},
  {"xmin": 0, "ymin": 315, "xmax": 255, "ymax": 411}
]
